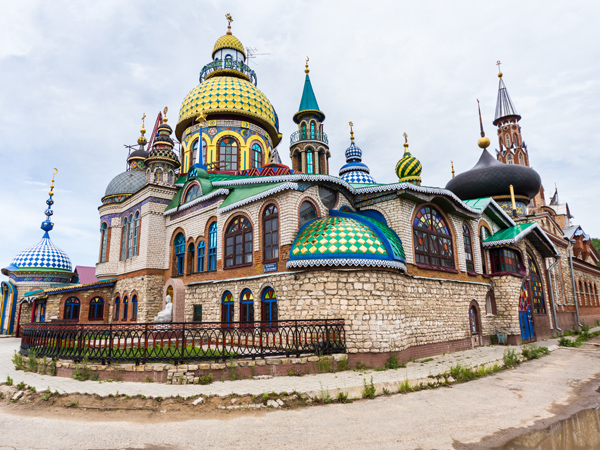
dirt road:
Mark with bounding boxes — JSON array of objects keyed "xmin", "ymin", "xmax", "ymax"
[{"xmin": 0, "ymin": 347, "xmax": 598, "ymax": 450}]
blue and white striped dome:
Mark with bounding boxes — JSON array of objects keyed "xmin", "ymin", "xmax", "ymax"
[
  {"xmin": 9, "ymin": 234, "xmax": 72, "ymax": 272},
  {"xmin": 345, "ymin": 142, "xmax": 362, "ymax": 161}
]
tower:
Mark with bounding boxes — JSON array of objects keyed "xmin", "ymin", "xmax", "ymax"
[
  {"xmin": 289, "ymin": 58, "xmax": 330, "ymax": 175},
  {"xmin": 146, "ymin": 107, "xmax": 180, "ymax": 186}
]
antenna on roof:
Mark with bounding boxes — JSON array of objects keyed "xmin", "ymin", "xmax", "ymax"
[{"xmin": 246, "ymin": 46, "xmax": 270, "ymax": 65}]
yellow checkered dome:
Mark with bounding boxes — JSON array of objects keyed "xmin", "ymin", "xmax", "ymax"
[
  {"xmin": 212, "ymin": 34, "xmax": 246, "ymax": 59},
  {"xmin": 176, "ymin": 76, "xmax": 280, "ymax": 145}
]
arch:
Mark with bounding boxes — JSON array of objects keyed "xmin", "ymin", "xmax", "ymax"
[
  {"xmin": 187, "ymin": 242, "xmax": 195, "ymax": 274},
  {"xmin": 88, "ymin": 296, "xmax": 104, "ymax": 321},
  {"xmin": 132, "ymin": 211, "xmax": 140, "ymax": 257},
  {"xmin": 120, "ymin": 216, "xmax": 128, "ymax": 260},
  {"xmin": 513, "ymin": 132, "xmax": 519, "ymax": 147},
  {"xmin": 131, "ymin": 295, "xmax": 138, "ymax": 321},
  {"xmin": 310, "ymin": 121, "xmax": 316, "ymax": 139},
  {"xmin": 240, "ymin": 289, "xmax": 254, "ymax": 326},
  {"xmin": 113, "ymin": 296, "xmax": 120, "ymax": 321},
  {"xmin": 154, "ymin": 167, "xmax": 164, "ymax": 183},
  {"xmin": 263, "ymin": 203, "xmax": 279, "ymax": 262},
  {"xmin": 126, "ymin": 213, "xmax": 134, "ymax": 258},
  {"xmin": 261, "ymin": 287, "xmax": 278, "ymax": 324},
  {"xmin": 527, "ymin": 251, "xmax": 546, "ymax": 314},
  {"xmin": 485, "ymin": 291, "xmax": 497, "ymax": 315},
  {"xmin": 218, "ymin": 136, "xmax": 240, "ymax": 171},
  {"xmin": 301, "ymin": 121, "xmax": 307, "ymax": 139},
  {"xmin": 518, "ymin": 151, "xmax": 525, "ymax": 165},
  {"xmin": 306, "ymin": 147, "xmax": 314, "ymax": 174},
  {"xmin": 469, "ymin": 300, "xmax": 482, "ymax": 340},
  {"xmin": 221, "ymin": 291, "xmax": 234, "ymax": 324},
  {"xmin": 174, "ymin": 232, "xmax": 186, "ymax": 276},
  {"xmin": 412, "ymin": 205, "xmax": 455, "ymax": 269},
  {"xmin": 183, "ymin": 183, "xmax": 201, "ymax": 203},
  {"xmin": 299, "ymin": 199, "xmax": 318, "ymax": 228},
  {"xmin": 122, "ymin": 296, "xmax": 129, "ymax": 321},
  {"xmin": 479, "ymin": 222, "xmax": 492, "ymax": 275},
  {"xmin": 208, "ymin": 222, "xmax": 218, "ymax": 271},
  {"xmin": 191, "ymin": 139, "xmax": 199, "ymax": 167},
  {"xmin": 505, "ymin": 134, "xmax": 510, "ymax": 147},
  {"xmin": 251, "ymin": 142, "xmax": 263, "ymax": 169},
  {"xmin": 197, "ymin": 241, "xmax": 206, "ymax": 273},
  {"xmin": 99, "ymin": 222, "xmax": 108, "ymax": 263},
  {"xmin": 63, "ymin": 297, "xmax": 80, "ymax": 321},
  {"xmin": 507, "ymin": 154, "xmax": 514, "ymax": 164},
  {"xmin": 224, "ymin": 215, "xmax": 253, "ymax": 268},
  {"xmin": 463, "ymin": 222, "xmax": 475, "ymax": 273}
]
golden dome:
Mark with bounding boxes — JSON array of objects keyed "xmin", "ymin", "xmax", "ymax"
[
  {"xmin": 176, "ymin": 76, "xmax": 280, "ymax": 146},
  {"xmin": 478, "ymin": 137, "xmax": 491, "ymax": 149},
  {"xmin": 212, "ymin": 34, "xmax": 246, "ymax": 59}
]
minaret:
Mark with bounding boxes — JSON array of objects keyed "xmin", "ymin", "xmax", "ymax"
[
  {"xmin": 493, "ymin": 61, "xmax": 529, "ymax": 167},
  {"xmin": 146, "ymin": 107, "xmax": 180, "ymax": 186},
  {"xmin": 289, "ymin": 58, "xmax": 330, "ymax": 174}
]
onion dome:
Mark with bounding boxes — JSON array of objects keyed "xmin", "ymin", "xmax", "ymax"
[
  {"xmin": 147, "ymin": 109, "xmax": 180, "ymax": 169},
  {"xmin": 292, "ymin": 58, "xmax": 325, "ymax": 123},
  {"xmin": 287, "ymin": 211, "xmax": 406, "ymax": 271},
  {"xmin": 3, "ymin": 170, "xmax": 72, "ymax": 275},
  {"xmin": 395, "ymin": 133, "xmax": 422, "ymax": 185},
  {"xmin": 339, "ymin": 123, "xmax": 376, "ymax": 184}
]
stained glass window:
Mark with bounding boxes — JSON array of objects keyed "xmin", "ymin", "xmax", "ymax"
[
  {"xmin": 225, "ymin": 216, "xmax": 253, "ymax": 267},
  {"xmin": 412, "ymin": 206, "xmax": 455, "ymax": 269},
  {"xmin": 519, "ymin": 281, "xmax": 531, "ymax": 312},
  {"xmin": 88, "ymin": 297, "xmax": 104, "ymax": 321},
  {"xmin": 222, "ymin": 291, "xmax": 234, "ymax": 324},
  {"xmin": 528, "ymin": 254, "xmax": 546, "ymax": 314},
  {"xmin": 219, "ymin": 137, "xmax": 238, "ymax": 171},
  {"xmin": 184, "ymin": 184, "xmax": 201, "ymax": 203},
  {"xmin": 491, "ymin": 248, "xmax": 520, "ymax": 274},
  {"xmin": 64, "ymin": 297, "xmax": 80, "ymax": 321},
  {"xmin": 463, "ymin": 223, "xmax": 474, "ymax": 272},
  {"xmin": 240, "ymin": 289, "xmax": 254, "ymax": 326},
  {"xmin": 469, "ymin": 306, "xmax": 478, "ymax": 334},
  {"xmin": 261, "ymin": 288, "xmax": 278, "ymax": 324},
  {"xmin": 252, "ymin": 143, "xmax": 263, "ymax": 169}
]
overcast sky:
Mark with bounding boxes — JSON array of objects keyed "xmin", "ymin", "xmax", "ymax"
[{"xmin": 1, "ymin": 1, "xmax": 599, "ymax": 275}]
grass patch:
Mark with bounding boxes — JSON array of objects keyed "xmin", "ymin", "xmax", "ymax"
[
  {"xmin": 503, "ymin": 348, "xmax": 519, "ymax": 368},
  {"xmin": 398, "ymin": 379, "xmax": 412, "ymax": 394},
  {"xmin": 73, "ymin": 356, "xmax": 93, "ymax": 381},
  {"xmin": 318, "ymin": 357, "xmax": 335, "ymax": 373},
  {"xmin": 521, "ymin": 344, "xmax": 550, "ymax": 360},
  {"xmin": 362, "ymin": 376, "xmax": 376, "ymax": 399},
  {"xmin": 198, "ymin": 374, "xmax": 213, "ymax": 385}
]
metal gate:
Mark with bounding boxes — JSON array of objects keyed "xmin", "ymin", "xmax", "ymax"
[{"xmin": 519, "ymin": 281, "xmax": 535, "ymax": 341}]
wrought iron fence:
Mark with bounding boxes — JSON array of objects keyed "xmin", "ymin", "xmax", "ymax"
[
  {"xmin": 290, "ymin": 130, "xmax": 329, "ymax": 146},
  {"xmin": 20, "ymin": 319, "xmax": 345, "ymax": 365}
]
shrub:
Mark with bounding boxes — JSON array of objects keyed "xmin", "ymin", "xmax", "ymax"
[
  {"xmin": 198, "ymin": 374, "xmax": 213, "ymax": 385},
  {"xmin": 336, "ymin": 355, "xmax": 349, "ymax": 372},
  {"xmin": 522, "ymin": 344, "xmax": 550, "ymax": 360},
  {"xmin": 362, "ymin": 376, "xmax": 376, "ymax": 399},
  {"xmin": 385, "ymin": 353, "xmax": 405, "ymax": 369},
  {"xmin": 12, "ymin": 351, "xmax": 25, "ymax": 371},
  {"xmin": 503, "ymin": 348, "xmax": 519, "ymax": 368},
  {"xmin": 559, "ymin": 337, "xmax": 581, "ymax": 347},
  {"xmin": 6, "ymin": 376, "xmax": 13, "ymax": 386},
  {"xmin": 337, "ymin": 391, "xmax": 351, "ymax": 403}
]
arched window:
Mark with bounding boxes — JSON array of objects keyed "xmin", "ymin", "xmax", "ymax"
[
  {"xmin": 127, "ymin": 214, "xmax": 134, "ymax": 258},
  {"xmin": 113, "ymin": 297, "xmax": 120, "ymax": 321},
  {"xmin": 518, "ymin": 152, "xmax": 524, "ymax": 165},
  {"xmin": 413, "ymin": 206, "xmax": 455, "ymax": 269},
  {"xmin": 585, "ymin": 282, "xmax": 590, "ymax": 306},
  {"xmin": 505, "ymin": 134, "xmax": 510, "ymax": 147},
  {"xmin": 261, "ymin": 288, "xmax": 278, "ymax": 324},
  {"xmin": 219, "ymin": 137, "xmax": 238, "ymax": 171},
  {"xmin": 470, "ymin": 305, "xmax": 480, "ymax": 334},
  {"xmin": 306, "ymin": 149, "xmax": 314, "ymax": 174},
  {"xmin": 315, "ymin": 150, "xmax": 320, "ymax": 174},
  {"xmin": 251, "ymin": 143, "xmax": 263, "ymax": 169},
  {"xmin": 131, "ymin": 295, "xmax": 138, "ymax": 321},
  {"xmin": 88, "ymin": 297, "xmax": 104, "ymax": 321},
  {"xmin": 463, "ymin": 223, "xmax": 474, "ymax": 272},
  {"xmin": 485, "ymin": 291, "xmax": 497, "ymax": 315},
  {"xmin": 507, "ymin": 154, "xmax": 513, "ymax": 164},
  {"xmin": 208, "ymin": 222, "xmax": 217, "ymax": 271},
  {"xmin": 64, "ymin": 297, "xmax": 80, "ymax": 321},
  {"xmin": 197, "ymin": 241, "xmax": 206, "ymax": 273},
  {"xmin": 528, "ymin": 252, "xmax": 546, "ymax": 314},
  {"xmin": 301, "ymin": 122, "xmax": 307, "ymax": 139},
  {"xmin": 174, "ymin": 233, "xmax": 185, "ymax": 276},
  {"xmin": 263, "ymin": 204, "xmax": 279, "ymax": 262},
  {"xmin": 122, "ymin": 296, "xmax": 129, "ymax": 321},
  {"xmin": 299, "ymin": 201, "xmax": 317, "ymax": 227},
  {"xmin": 240, "ymin": 289, "xmax": 254, "ymax": 327},
  {"xmin": 120, "ymin": 217, "xmax": 128, "ymax": 261},
  {"xmin": 310, "ymin": 121, "xmax": 316, "ymax": 139},
  {"xmin": 479, "ymin": 225, "xmax": 491, "ymax": 274},
  {"xmin": 513, "ymin": 133, "xmax": 519, "ymax": 146},
  {"xmin": 132, "ymin": 212, "xmax": 140, "ymax": 257},
  {"xmin": 100, "ymin": 222, "xmax": 108, "ymax": 263},
  {"xmin": 595, "ymin": 284, "xmax": 599, "ymax": 306},
  {"xmin": 191, "ymin": 139, "xmax": 199, "ymax": 166},
  {"xmin": 225, "ymin": 54, "xmax": 233, "ymax": 68},
  {"xmin": 187, "ymin": 243, "xmax": 195, "ymax": 274},
  {"xmin": 202, "ymin": 140, "xmax": 207, "ymax": 166},
  {"xmin": 221, "ymin": 291, "xmax": 234, "ymax": 324},
  {"xmin": 578, "ymin": 280, "xmax": 584, "ymax": 306},
  {"xmin": 184, "ymin": 184, "xmax": 201, "ymax": 203},
  {"xmin": 225, "ymin": 216, "xmax": 253, "ymax": 268},
  {"xmin": 155, "ymin": 168, "xmax": 163, "ymax": 183}
]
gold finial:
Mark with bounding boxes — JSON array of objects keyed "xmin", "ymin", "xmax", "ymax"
[
  {"xmin": 196, "ymin": 111, "xmax": 207, "ymax": 124},
  {"xmin": 163, "ymin": 106, "xmax": 168, "ymax": 124},
  {"xmin": 496, "ymin": 60, "xmax": 502, "ymax": 78},
  {"xmin": 403, "ymin": 132, "xmax": 409, "ymax": 153},
  {"xmin": 49, "ymin": 168, "xmax": 58, "ymax": 197},
  {"xmin": 451, "ymin": 161, "xmax": 455, "ymax": 178},
  {"xmin": 305, "ymin": 56, "xmax": 310, "ymax": 74},
  {"xmin": 349, "ymin": 121, "xmax": 354, "ymax": 142},
  {"xmin": 141, "ymin": 113, "xmax": 146, "ymax": 133},
  {"xmin": 226, "ymin": 13, "xmax": 233, "ymax": 34},
  {"xmin": 477, "ymin": 99, "xmax": 490, "ymax": 149}
]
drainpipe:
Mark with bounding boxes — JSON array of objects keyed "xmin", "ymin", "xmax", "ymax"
[
  {"xmin": 546, "ymin": 256, "xmax": 561, "ymax": 332},
  {"xmin": 568, "ymin": 239, "xmax": 583, "ymax": 327}
]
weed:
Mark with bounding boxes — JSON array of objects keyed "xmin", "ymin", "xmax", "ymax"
[
  {"xmin": 12, "ymin": 351, "xmax": 25, "ymax": 371},
  {"xmin": 382, "ymin": 387, "xmax": 391, "ymax": 396},
  {"xmin": 417, "ymin": 358, "xmax": 434, "ymax": 364},
  {"xmin": 558, "ymin": 337, "xmax": 581, "ymax": 347},
  {"xmin": 42, "ymin": 394, "xmax": 49, "ymax": 401},
  {"xmin": 250, "ymin": 365, "xmax": 256, "ymax": 378},
  {"xmin": 48, "ymin": 359, "xmax": 57, "ymax": 376},
  {"xmin": 374, "ymin": 366, "xmax": 385, "ymax": 372},
  {"xmin": 362, "ymin": 376, "xmax": 376, "ymax": 399},
  {"xmin": 355, "ymin": 361, "xmax": 367, "ymax": 371},
  {"xmin": 28, "ymin": 385, "xmax": 36, "ymax": 393},
  {"xmin": 155, "ymin": 396, "xmax": 163, "ymax": 402},
  {"xmin": 319, "ymin": 382, "xmax": 333, "ymax": 404},
  {"xmin": 336, "ymin": 355, "xmax": 349, "ymax": 372},
  {"xmin": 6, "ymin": 376, "xmax": 13, "ymax": 386},
  {"xmin": 337, "ymin": 391, "xmax": 351, "ymax": 403},
  {"xmin": 318, "ymin": 357, "xmax": 334, "ymax": 373},
  {"xmin": 503, "ymin": 348, "xmax": 519, "ymax": 368},
  {"xmin": 385, "ymin": 353, "xmax": 405, "ymax": 370},
  {"xmin": 73, "ymin": 356, "xmax": 92, "ymax": 381},
  {"xmin": 198, "ymin": 374, "xmax": 213, "ymax": 385},
  {"xmin": 91, "ymin": 373, "xmax": 100, "ymax": 382},
  {"xmin": 113, "ymin": 366, "xmax": 122, "ymax": 382},
  {"xmin": 16, "ymin": 382, "xmax": 26, "ymax": 390},
  {"xmin": 26, "ymin": 350, "xmax": 38, "ymax": 373},
  {"xmin": 287, "ymin": 367, "xmax": 303, "ymax": 377},
  {"xmin": 262, "ymin": 392, "xmax": 269, "ymax": 403},
  {"xmin": 522, "ymin": 344, "xmax": 550, "ymax": 360},
  {"xmin": 178, "ymin": 375, "xmax": 184, "ymax": 384},
  {"xmin": 144, "ymin": 377, "xmax": 154, "ymax": 383},
  {"xmin": 67, "ymin": 401, "xmax": 78, "ymax": 408},
  {"xmin": 398, "ymin": 379, "xmax": 412, "ymax": 393}
]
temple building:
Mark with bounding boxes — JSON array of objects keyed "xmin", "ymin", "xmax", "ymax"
[{"xmin": 3, "ymin": 19, "xmax": 600, "ymax": 363}]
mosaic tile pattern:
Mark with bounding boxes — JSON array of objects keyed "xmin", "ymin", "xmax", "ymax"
[
  {"xmin": 213, "ymin": 34, "xmax": 246, "ymax": 57},
  {"xmin": 341, "ymin": 170, "xmax": 376, "ymax": 184},
  {"xmin": 11, "ymin": 235, "xmax": 72, "ymax": 271}
]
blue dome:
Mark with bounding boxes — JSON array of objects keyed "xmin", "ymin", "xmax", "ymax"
[
  {"xmin": 341, "ymin": 171, "xmax": 376, "ymax": 184},
  {"xmin": 9, "ymin": 234, "xmax": 72, "ymax": 272},
  {"xmin": 345, "ymin": 142, "xmax": 362, "ymax": 161}
]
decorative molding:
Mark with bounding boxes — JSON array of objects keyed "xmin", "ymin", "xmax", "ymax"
[{"xmin": 287, "ymin": 258, "xmax": 407, "ymax": 272}]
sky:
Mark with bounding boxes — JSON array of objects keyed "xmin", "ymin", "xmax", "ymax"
[{"xmin": 1, "ymin": 0, "xmax": 599, "ymax": 276}]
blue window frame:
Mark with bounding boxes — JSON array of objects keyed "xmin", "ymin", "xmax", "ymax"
[
  {"xmin": 88, "ymin": 297, "xmax": 104, "ymax": 321},
  {"xmin": 197, "ymin": 241, "xmax": 206, "ymax": 272},
  {"xmin": 113, "ymin": 297, "xmax": 120, "ymax": 321},
  {"xmin": 34, "ymin": 301, "xmax": 46, "ymax": 323},
  {"xmin": 221, "ymin": 291, "xmax": 234, "ymax": 324},
  {"xmin": 184, "ymin": 184, "xmax": 201, "ymax": 203},
  {"xmin": 132, "ymin": 212, "xmax": 140, "ymax": 257},
  {"xmin": 174, "ymin": 233, "xmax": 185, "ymax": 276},
  {"xmin": 208, "ymin": 223, "xmax": 217, "ymax": 271},
  {"xmin": 120, "ymin": 217, "xmax": 128, "ymax": 260},
  {"xmin": 122, "ymin": 296, "xmax": 129, "ymax": 321},
  {"xmin": 310, "ymin": 121, "xmax": 316, "ymax": 139},
  {"xmin": 306, "ymin": 149, "xmax": 314, "ymax": 174},
  {"xmin": 131, "ymin": 295, "xmax": 138, "ymax": 321},
  {"xmin": 240, "ymin": 289, "xmax": 254, "ymax": 326},
  {"xmin": 261, "ymin": 288, "xmax": 277, "ymax": 323},
  {"xmin": 64, "ymin": 297, "xmax": 80, "ymax": 321},
  {"xmin": 188, "ymin": 243, "xmax": 195, "ymax": 274},
  {"xmin": 252, "ymin": 143, "xmax": 263, "ymax": 168},
  {"xmin": 100, "ymin": 222, "xmax": 108, "ymax": 263}
]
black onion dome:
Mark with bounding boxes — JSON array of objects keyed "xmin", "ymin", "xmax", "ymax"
[
  {"xmin": 445, "ymin": 149, "xmax": 541, "ymax": 200},
  {"xmin": 128, "ymin": 148, "xmax": 147, "ymax": 159},
  {"xmin": 154, "ymin": 134, "xmax": 174, "ymax": 145},
  {"xmin": 157, "ymin": 123, "xmax": 173, "ymax": 132}
]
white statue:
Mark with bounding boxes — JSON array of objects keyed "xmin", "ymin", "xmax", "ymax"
[{"xmin": 154, "ymin": 295, "xmax": 173, "ymax": 323}]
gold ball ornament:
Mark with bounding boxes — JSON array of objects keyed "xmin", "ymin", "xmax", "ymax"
[{"xmin": 478, "ymin": 137, "xmax": 491, "ymax": 149}]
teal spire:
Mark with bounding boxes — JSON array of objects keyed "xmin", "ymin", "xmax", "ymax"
[{"xmin": 293, "ymin": 58, "xmax": 325, "ymax": 123}]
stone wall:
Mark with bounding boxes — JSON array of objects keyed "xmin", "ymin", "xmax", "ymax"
[{"xmin": 113, "ymin": 275, "xmax": 165, "ymax": 323}]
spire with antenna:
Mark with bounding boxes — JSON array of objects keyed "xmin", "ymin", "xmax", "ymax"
[{"xmin": 41, "ymin": 169, "xmax": 58, "ymax": 236}]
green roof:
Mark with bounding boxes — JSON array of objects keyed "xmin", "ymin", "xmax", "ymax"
[
  {"xmin": 463, "ymin": 197, "xmax": 494, "ymax": 210},
  {"xmin": 298, "ymin": 74, "xmax": 320, "ymax": 113},
  {"xmin": 219, "ymin": 183, "xmax": 284, "ymax": 210},
  {"xmin": 483, "ymin": 222, "xmax": 536, "ymax": 245},
  {"xmin": 349, "ymin": 213, "xmax": 406, "ymax": 260}
]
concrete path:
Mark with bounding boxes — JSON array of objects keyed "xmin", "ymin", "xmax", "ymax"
[{"xmin": 0, "ymin": 334, "xmax": 566, "ymax": 399}]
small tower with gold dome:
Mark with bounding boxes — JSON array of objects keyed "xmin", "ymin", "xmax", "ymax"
[
  {"xmin": 395, "ymin": 133, "xmax": 422, "ymax": 185},
  {"xmin": 289, "ymin": 58, "xmax": 330, "ymax": 174},
  {"xmin": 146, "ymin": 107, "xmax": 180, "ymax": 186},
  {"xmin": 127, "ymin": 113, "xmax": 148, "ymax": 172}
]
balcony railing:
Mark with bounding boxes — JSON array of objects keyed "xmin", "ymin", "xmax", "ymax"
[
  {"xmin": 20, "ymin": 319, "xmax": 346, "ymax": 365},
  {"xmin": 290, "ymin": 130, "xmax": 329, "ymax": 146},
  {"xmin": 199, "ymin": 59, "xmax": 257, "ymax": 86}
]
